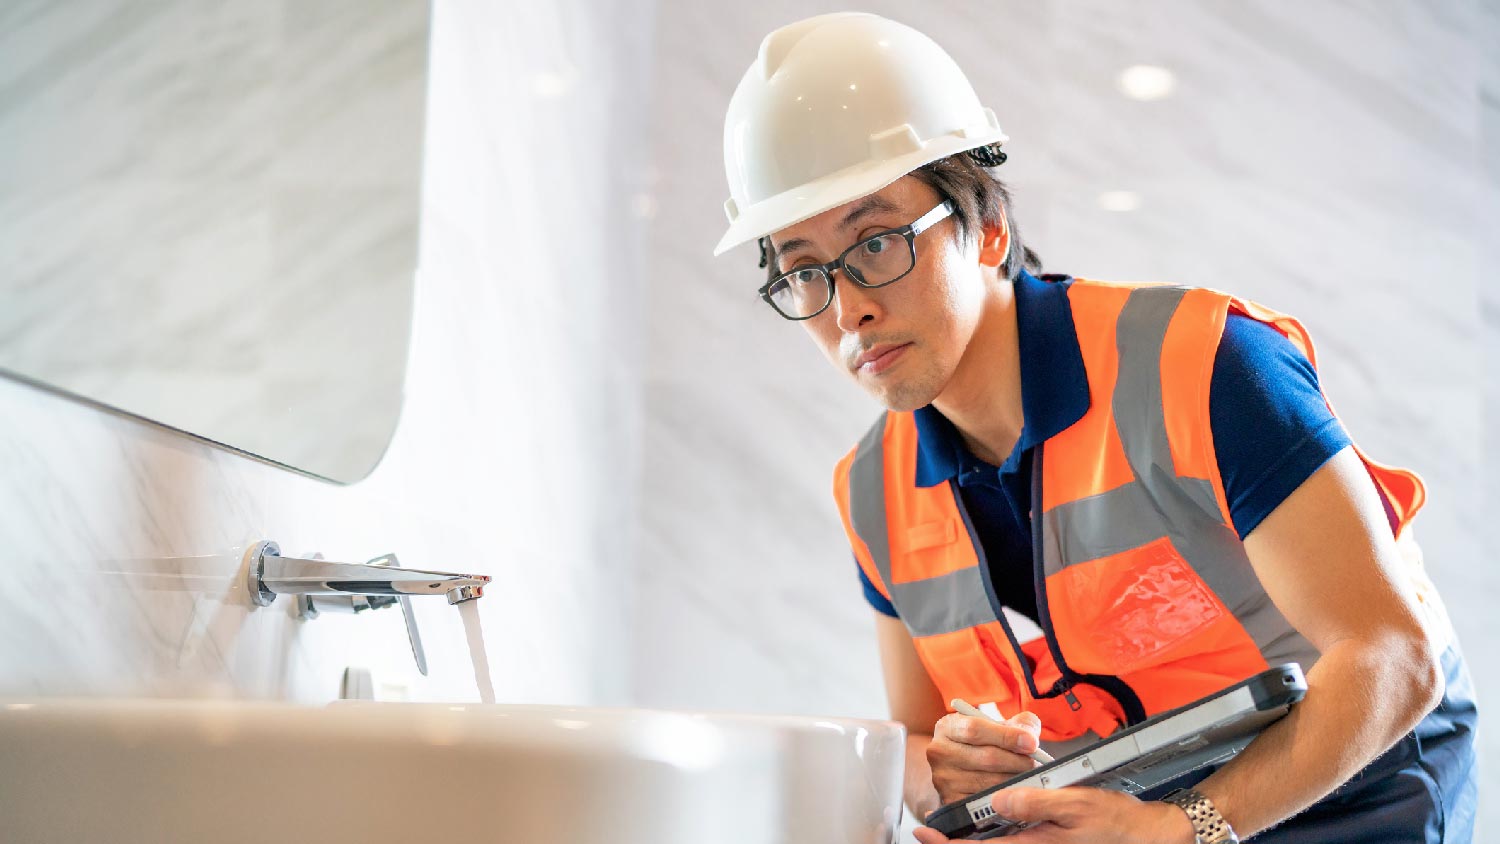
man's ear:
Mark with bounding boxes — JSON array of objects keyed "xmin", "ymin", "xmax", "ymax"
[{"xmin": 977, "ymin": 222, "xmax": 1010, "ymax": 268}]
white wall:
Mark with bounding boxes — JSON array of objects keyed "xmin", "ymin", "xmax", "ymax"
[
  {"xmin": 633, "ymin": 1, "xmax": 1499, "ymax": 840},
  {"xmin": 0, "ymin": 0, "xmax": 656, "ymax": 707}
]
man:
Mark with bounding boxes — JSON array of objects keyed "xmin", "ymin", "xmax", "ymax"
[{"xmin": 713, "ymin": 13, "xmax": 1476, "ymax": 844}]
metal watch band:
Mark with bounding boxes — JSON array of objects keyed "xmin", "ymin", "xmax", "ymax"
[{"xmin": 1162, "ymin": 788, "xmax": 1239, "ymax": 844}]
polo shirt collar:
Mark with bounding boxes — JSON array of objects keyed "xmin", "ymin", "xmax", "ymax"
[{"xmin": 912, "ymin": 269, "xmax": 1090, "ymax": 487}]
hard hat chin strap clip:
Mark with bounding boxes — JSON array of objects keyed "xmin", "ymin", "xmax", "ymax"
[{"xmin": 967, "ymin": 144, "xmax": 1008, "ymax": 168}]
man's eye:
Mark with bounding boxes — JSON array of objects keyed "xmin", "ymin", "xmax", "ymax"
[{"xmin": 862, "ymin": 238, "xmax": 885, "ymax": 254}]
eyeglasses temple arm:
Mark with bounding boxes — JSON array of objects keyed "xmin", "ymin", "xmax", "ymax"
[{"xmin": 911, "ymin": 200, "xmax": 955, "ymax": 236}]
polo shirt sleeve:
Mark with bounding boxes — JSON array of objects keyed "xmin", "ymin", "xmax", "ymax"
[
  {"xmin": 1209, "ymin": 313, "xmax": 1354, "ymax": 539},
  {"xmin": 856, "ymin": 555, "xmax": 900, "ymax": 617}
]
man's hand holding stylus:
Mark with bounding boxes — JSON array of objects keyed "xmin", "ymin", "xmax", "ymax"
[{"xmin": 925, "ymin": 708, "xmax": 1045, "ymax": 807}]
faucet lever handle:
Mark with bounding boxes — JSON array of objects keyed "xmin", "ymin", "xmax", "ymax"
[{"xmin": 368, "ymin": 553, "xmax": 429, "ymax": 677}]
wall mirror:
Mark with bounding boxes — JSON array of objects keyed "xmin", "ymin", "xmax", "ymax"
[{"xmin": 0, "ymin": 0, "xmax": 429, "ymax": 482}]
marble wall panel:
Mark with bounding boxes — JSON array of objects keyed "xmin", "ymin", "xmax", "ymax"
[{"xmin": 0, "ymin": 0, "xmax": 656, "ymax": 711}]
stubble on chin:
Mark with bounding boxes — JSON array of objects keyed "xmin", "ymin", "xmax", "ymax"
[
  {"xmin": 865, "ymin": 365, "xmax": 943, "ymax": 413},
  {"xmin": 831, "ymin": 335, "xmax": 947, "ymax": 412}
]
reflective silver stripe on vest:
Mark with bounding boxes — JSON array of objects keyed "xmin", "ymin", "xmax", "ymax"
[
  {"xmin": 849, "ymin": 416, "xmax": 894, "ymax": 589},
  {"xmin": 848, "ymin": 415, "xmax": 999, "ymax": 638},
  {"xmin": 1043, "ymin": 285, "xmax": 1320, "ymax": 672},
  {"xmin": 1040, "ymin": 479, "xmax": 1219, "ymax": 573},
  {"xmin": 893, "ymin": 567, "xmax": 1000, "ymax": 637}
]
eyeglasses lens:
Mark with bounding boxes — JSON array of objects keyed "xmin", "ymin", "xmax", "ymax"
[
  {"xmin": 768, "ymin": 234, "xmax": 915, "ymax": 319},
  {"xmin": 843, "ymin": 233, "xmax": 912, "ymax": 286},
  {"xmin": 767, "ymin": 269, "xmax": 829, "ymax": 319}
]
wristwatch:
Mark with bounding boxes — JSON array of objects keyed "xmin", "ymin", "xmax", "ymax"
[{"xmin": 1161, "ymin": 788, "xmax": 1239, "ymax": 844}]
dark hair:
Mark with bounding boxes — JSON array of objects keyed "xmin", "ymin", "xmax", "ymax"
[
  {"xmin": 760, "ymin": 148, "xmax": 1044, "ymax": 285},
  {"xmin": 910, "ymin": 151, "xmax": 1043, "ymax": 282}
]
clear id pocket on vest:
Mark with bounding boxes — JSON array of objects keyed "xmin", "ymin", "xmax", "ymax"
[{"xmin": 1054, "ymin": 535, "xmax": 1225, "ymax": 676}]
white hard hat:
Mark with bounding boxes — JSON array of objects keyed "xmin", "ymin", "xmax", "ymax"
[{"xmin": 714, "ymin": 12, "xmax": 1007, "ymax": 257}]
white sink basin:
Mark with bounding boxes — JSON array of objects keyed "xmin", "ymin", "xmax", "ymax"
[{"xmin": 0, "ymin": 699, "xmax": 905, "ymax": 843}]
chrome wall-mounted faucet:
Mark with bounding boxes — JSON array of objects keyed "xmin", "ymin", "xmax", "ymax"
[{"xmin": 243, "ymin": 540, "xmax": 491, "ymax": 676}]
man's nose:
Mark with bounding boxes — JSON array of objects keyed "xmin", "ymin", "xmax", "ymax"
[{"xmin": 832, "ymin": 271, "xmax": 880, "ymax": 332}]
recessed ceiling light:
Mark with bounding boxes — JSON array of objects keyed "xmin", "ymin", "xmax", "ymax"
[
  {"xmin": 1117, "ymin": 65, "xmax": 1176, "ymax": 101},
  {"xmin": 531, "ymin": 68, "xmax": 575, "ymax": 99},
  {"xmin": 1098, "ymin": 191, "xmax": 1142, "ymax": 212}
]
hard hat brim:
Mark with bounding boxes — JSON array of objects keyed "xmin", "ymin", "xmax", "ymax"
[{"xmin": 712, "ymin": 129, "xmax": 1006, "ymax": 258}]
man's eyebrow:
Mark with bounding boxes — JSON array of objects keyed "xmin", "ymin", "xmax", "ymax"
[
  {"xmin": 838, "ymin": 194, "xmax": 902, "ymax": 231},
  {"xmin": 775, "ymin": 236, "xmax": 815, "ymax": 258},
  {"xmin": 772, "ymin": 196, "xmax": 904, "ymax": 260}
]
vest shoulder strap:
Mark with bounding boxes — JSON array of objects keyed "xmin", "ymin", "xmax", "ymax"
[{"xmin": 835, "ymin": 413, "xmax": 894, "ymax": 602}]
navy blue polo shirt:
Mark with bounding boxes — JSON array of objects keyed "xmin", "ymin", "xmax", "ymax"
[{"xmin": 858, "ymin": 270, "xmax": 1354, "ymax": 621}]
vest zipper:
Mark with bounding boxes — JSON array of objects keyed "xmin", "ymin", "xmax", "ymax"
[
  {"xmin": 1029, "ymin": 444, "xmax": 1148, "ymax": 726},
  {"xmin": 950, "ymin": 459, "xmax": 1149, "ymax": 726},
  {"xmin": 949, "ymin": 478, "xmax": 1051, "ymax": 703}
]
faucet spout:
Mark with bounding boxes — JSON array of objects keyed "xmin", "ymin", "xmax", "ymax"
[
  {"xmin": 447, "ymin": 584, "xmax": 484, "ymax": 604},
  {"xmin": 245, "ymin": 541, "xmax": 490, "ymax": 607},
  {"xmin": 244, "ymin": 541, "xmax": 486, "ymax": 678}
]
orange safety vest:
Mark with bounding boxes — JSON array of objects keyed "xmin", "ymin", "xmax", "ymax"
[{"xmin": 834, "ymin": 279, "xmax": 1451, "ymax": 752}]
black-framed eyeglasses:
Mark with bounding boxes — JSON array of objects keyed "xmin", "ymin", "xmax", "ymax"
[{"xmin": 758, "ymin": 200, "xmax": 955, "ymax": 321}]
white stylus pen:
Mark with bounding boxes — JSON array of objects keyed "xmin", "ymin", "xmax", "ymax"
[{"xmin": 950, "ymin": 698, "xmax": 1056, "ymax": 765}]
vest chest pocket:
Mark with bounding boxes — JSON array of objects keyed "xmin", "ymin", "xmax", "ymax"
[
  {"xmin": 903, "ymin": 519, "xmax": 957, "ymax": 552},
  {"xmin": 893, "ymin": 518, "xmax": 975, "ymax": 584},
  {"xmin": 1054, "ymin": 535, "xmax": 1225, "ymax": 676},
  {"xmin": 892, "ymin": 518, "xmax": 997, "ymax": 635}
]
